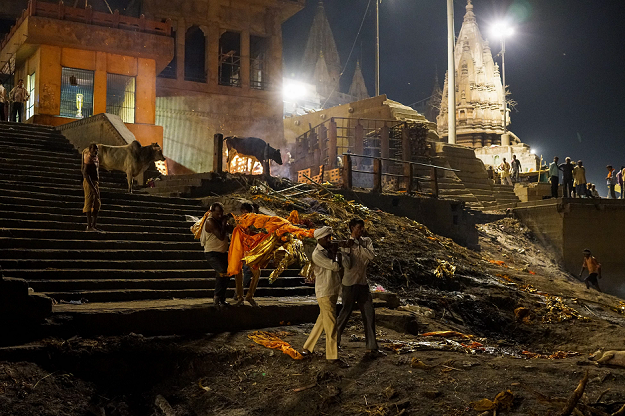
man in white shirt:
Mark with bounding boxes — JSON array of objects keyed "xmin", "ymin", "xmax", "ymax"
[
  {"xmin": 9, "ymin": 79, "xmax": 30, "ymax": 123},
  {"xmin": 301, "ymin": 226, "xmax": 348, "ymax": 367},
  {"xmin": 336, "ymin": 218, "xmax": 380, "ymax": 355}
]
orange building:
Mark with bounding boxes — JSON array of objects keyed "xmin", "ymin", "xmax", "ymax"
[{"xmin": 0, "ymin": 0, "xmax": 173, "ymax": 147}]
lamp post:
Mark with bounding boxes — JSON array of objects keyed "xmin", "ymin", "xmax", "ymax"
[
  {"xmin": 446, "ymin": 0, "xmax": 456, "ymax": 145},
  {"xmin": 490, "ymin": 22, "xmax": 514, "ymax": 146},
  {"xmin": 375, "ymin": 0, "xmax": 380, "ymax": 96}
]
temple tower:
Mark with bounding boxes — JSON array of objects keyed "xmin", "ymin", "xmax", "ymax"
[{"xmin": 437, "ymin": 0, "xmax": 515, "ymax": 148}]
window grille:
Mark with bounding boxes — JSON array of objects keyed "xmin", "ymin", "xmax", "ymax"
[
  {"xmin": 60, "ymin": 68, "xmax": 94, "ymax": 119},
  {"xmin": 219, "ymin": 31, "xmax": 241, "ymax": 87},
  {"xmin": 106, "ymin": 74, "xmax": 135, "ymax": 123},
  {"xmin": 26, "ymin": 72, "xmax": 35, "ymax": 119},
  {"xmin": 250, "ymin": 35, "xmax": 269, "ymax": 90}
]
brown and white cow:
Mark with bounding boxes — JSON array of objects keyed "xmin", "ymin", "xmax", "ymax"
[
  {"xmin": 97, "ymin": 141, "xmax": 165, "ymax": 193},
  {"xmin": 224, "ymin": 136, "xmax": 282, "ymax": 173}
]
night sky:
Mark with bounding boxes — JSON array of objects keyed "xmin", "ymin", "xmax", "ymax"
[{"xmin": 283, "ymin": 0, "xmax": 625, "ymax": 196}]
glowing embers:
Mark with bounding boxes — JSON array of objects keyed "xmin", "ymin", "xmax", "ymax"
[
  {"xmin": 154, "ymin": 160, "xmax": 168, "ymax": 175},
  {"xmin": 229, "ymin": 154, "xmax": 263, "ymax": 175}
]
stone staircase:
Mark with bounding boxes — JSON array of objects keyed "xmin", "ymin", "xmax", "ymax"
[
  {"xmin": 427, "ymin": 143, "xmax": 520, "ymax": 211},
  {"xmin": 0, "ymin": 122, "xmax": 314, "ymax": 304}
]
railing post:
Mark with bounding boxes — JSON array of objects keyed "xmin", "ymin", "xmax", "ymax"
[
  {"xmin": 85, "ymin": 5, "xmax": 92, "ymax": 24},
  {"xmin": 354, "ymin": 120, "xmax": 364, "ymax": 166},
  {"xmin": 342, "ymin": 154, "xmax": 352, "ymax": 190},
  {"xmin": 30, "ymin": 0, "xmax": 37, "ymax": 16},
  {"xmin": 431, "ymin": 166, "xmax": 439, "ymax": 198},
  {"xmin": 58, "ymin": 0, "xmax": 64, "ymax": 20},
  {"xmin": 165, "ymin": 18, "xmax": 172, "ymax": 36},
  {"xmin": 318, "ymin": 124, "xmax": 327, "ymax": 166},
  {"xmin": 405, "ymin": 163, "xmax": 413, "ymax": 193},
  {"xmin": 373, "ymin": 158, "xmax": 382, "ymax": 193},
  {"xmin": 139, "ymin": 14, "xmax": 146, "ymax": 32},
  {"xmin": 213, "ymin": 133, "xmax": 223, "ymax": 173},
  {"xmin": 401, "ymin": 124, "xmax": 411, "ymax": 162},
  {"xmin": 381, "ymin": 122, "xmax": 389, "ymax": 173},
  {"xmin": 328, "ymin": 118, "xmax": 337, "ymax": 168},
  {"xmin": 113, "ymin": 9, "xmax": 120, "ymax": 28}
]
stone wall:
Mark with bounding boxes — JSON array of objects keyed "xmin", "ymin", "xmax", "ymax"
[{"xmin": 514, "ymin": 199, "xmax": 625, "ymax": 298}]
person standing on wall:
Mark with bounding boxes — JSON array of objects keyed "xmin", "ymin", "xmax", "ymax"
[
  {"xmin": 606, "ymin": 165, "xmax": 617, "ymax": 199},
  {"xmin": 8, "ymin": 79, "xmax": 29, "ymax": 123},
  {"xmin": 573, "ymin": 160, "xmax": 587, "ymax": 198},
  {"xmin": 549, "ymin": 157, "xmax": 560, "ymax": 198},
  {"xmin": 0, "ymin": 82, "xmax": 6, "ymax": 121},
  {"xmin": 510, "ymin": 155, "xmax": 522, "ymax": 183},
  {"xmin": 559, "ymin": 157, "xmax": 575, "ymax": 198},
  {"xmin": 336, "ymin": 218, "xmax": 383, "ymax": 358},
  {"xmin": 301, "ymin": 226, "xmax": 348, "ymax": 368}
]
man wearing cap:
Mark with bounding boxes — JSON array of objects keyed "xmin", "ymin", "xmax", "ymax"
[
  {"xmin": 579, "ymin": 249, "xmax": 602, "ymax": 292},
  {"xmin": 301, "ymin": 226, "xmax": 347, "ymax": 367}
]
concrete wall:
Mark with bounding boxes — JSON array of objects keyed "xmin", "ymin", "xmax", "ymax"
[
  {"xmin": 58, "ymin": 113, "xmax": 135, "ymax": 151},
  {"xmin": 515, "ymin": 199, "xmax": 625, "ymax": 298},
  {"xmin": 338, "ymin": 190, "xmax": 478, "ymax": 249}
]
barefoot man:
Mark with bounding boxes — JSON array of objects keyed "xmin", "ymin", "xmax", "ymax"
[
  {"xmin": 82, "ymin": 143, "xmax": 101, "ymax": 231},
  {"xmin": 579, "ymin": 249, "xmax": 602, "ymax": 292}
]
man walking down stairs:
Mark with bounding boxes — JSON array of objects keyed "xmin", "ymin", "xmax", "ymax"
[{"xmin": 81, "ymin": 143, "xmax": 102, "ymax": 232}]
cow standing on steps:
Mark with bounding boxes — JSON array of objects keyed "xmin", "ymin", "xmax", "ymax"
[
  {"xmin": 97, "ymin": 141, "xmax": 165, "ymax": 193},
  {"xmin": 224, "ymin": 136, "xmax": 282, "ymax": 175}
]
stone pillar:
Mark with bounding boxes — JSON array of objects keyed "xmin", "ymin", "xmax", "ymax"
[{"xmin": 501, "ymin": 133, "xmax": 510, "ymax": 146}]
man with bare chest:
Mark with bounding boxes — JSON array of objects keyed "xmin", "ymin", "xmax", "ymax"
[{"xmin": 82, "ymin": 143, "xmax": 101, "ymax": 231}]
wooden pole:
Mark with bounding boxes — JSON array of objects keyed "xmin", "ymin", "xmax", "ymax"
[
  {"xmin": 213, "ymin": 133, "xmax": 223, "ymax": 173},
  {"xmin": 328, "ymin": 118, "xmax": 337, "ymax": 168},
  {"xmin": 431, "ymin": 166, "xmax": 439, "ymax": 198},
  {"xmin": 405, "ymin": 163, "xmax": 413, "ymax": 193},
  {"xmin": 342, "ymin": 154, "xmax": 352, "ymax": 189},
  {"xmin": 373, "ymin": 158, "xmax": 382, "ymax": 193}
]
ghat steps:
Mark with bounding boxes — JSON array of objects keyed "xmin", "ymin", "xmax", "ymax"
[{"xmin": 0, "ymin": 122, "xmax": 314, "ymax": 304}]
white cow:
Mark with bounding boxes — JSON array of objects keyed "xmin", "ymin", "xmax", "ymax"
[{"xmin": 98, "ymin": 141, "xmax": 165, "ymax": 193}]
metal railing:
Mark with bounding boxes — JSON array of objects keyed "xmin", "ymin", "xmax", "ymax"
[{"xmin": 341, "ymin": 153, "xmax": 459, "ymax": 197}]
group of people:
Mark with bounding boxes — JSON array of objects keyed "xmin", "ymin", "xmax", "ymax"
[
  {"xmin": 497, "ymin": 155, "xmax": 523, "ymax": 185},
  {"xmin": 547, "ymin": 156, "xmax": 612, "ymax": 199},
  {"xmin": 0, "ymin": 79, "xmax": 31, "ymax": 123},
  {"xmin": 201, "ymin": 202, "xmax": 382, "ymax": 367}
]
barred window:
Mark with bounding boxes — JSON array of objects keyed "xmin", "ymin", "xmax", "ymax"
[
  {"xmin": 60, "ymin": 68, "xmax": 94, "ymax": 119},
  {"xmin": 106, "ymin": 74, "xmax": 135, "ymax": 123},
  {"xmin": 218, "ymin": 31, "xmax": 241, "ymax": 87},
  {"xmin": 26, "ymin": 72, "xmax": 35, "ymax": 119},
  {"xmin": 250, "ymin": 35, "xmax": 269, "ymax": 90}
]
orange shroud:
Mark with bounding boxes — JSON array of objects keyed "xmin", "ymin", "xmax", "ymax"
[{"xmin": 227, "ymin": 213, "xmax": 314, "ymax": 276}]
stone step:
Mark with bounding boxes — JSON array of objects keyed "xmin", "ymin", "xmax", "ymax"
[
  {"xmin": 0, "ymin": 130, "xmax": 72, "ymax": 143},
  {"xmin": 0, "ymin": 200, "xmax": 200, "ymax": 222},
  {"xmin": 0, "ymin": 168, "xmax": 128, "ymax": 189},
  {"xmin": 0, "ymin": 121, "xmax": 57, "ymax": 131},
  {"xmin": 42, "ymin": 286, "xmax": 315, "ymax": 303},
  {"xmin": 0, "ymin": 228, "xmax": 194, "ymax": 243},
  {"xmin": 0, "ymin": 135, "xmax": 76, "ymax": 151},
  {"xmin": 0, "ymin": 143, "xmax": 79, "ymax": 160},
  {"xmin": 0, "ymin": 248, "xmax": 204, "ymax": 261},
  {"xmin": 144, "ymin": 185, "xmax": 193, "ymax": 197},
  {"xmin": 0, "ymin": 218, "xmax": 188, "ymax": 234},
  {"xmin": 30, "ymin": 274, "xmax": 304, "ymax": 292},
  {"xmin": 0, "ymin": 187, "xmax": 205, "ymax": 211},
  {"xmin": 1, "ymin": 258, "xmax": 210, "ymax": 270},
  {"xmin": 0, "ymin": 209, "xmax": 190, "ymax": 229},
  {"xmin": 4, "ymin": 268, "xmax": 301, "ymax": 281},
  {"xmin": 0, "ymin": 237, "xmax": 199, "ymax": 250}
]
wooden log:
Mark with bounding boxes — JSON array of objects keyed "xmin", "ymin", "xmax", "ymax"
[
  {"xmin": 213, "ymin": 133, "xmax": 223, "ymax": 173},
  {"xmin": 431, "ymin": 166, "xmax": 438, "ymax": 198},
  {"xmin": 328, "ymin": 118, "xmax": 337, "ymax": 168},
  {"xmin": 558, "ymin": 371, "xmax": 589, "ymax": 416},
  {"xmin": 342, "ymin": 154, "xmax": 352, "ymax": 190}
]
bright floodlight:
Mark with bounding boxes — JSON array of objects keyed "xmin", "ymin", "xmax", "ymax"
[
  {"xmin": 283, "ymin": 80, "xmax": 308, "ymax": 101},
  {"xmin": 490, "ymin": 22, "xmax": 514, "ymax": 39},
  {"xmin": 530, "ymin": 149, "xmax": 536, "ymax": 155}
]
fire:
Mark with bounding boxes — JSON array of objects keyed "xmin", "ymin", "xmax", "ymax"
[
  {"xmin": 154, "ymin": 160, "xmax": 168, "ymax": 175},
  {"xmin": 229, "ymin": 154, "xmax": 264, "ymax": 175}
]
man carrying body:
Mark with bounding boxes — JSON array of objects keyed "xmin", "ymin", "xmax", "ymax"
[
  {"xmin": 301, "ymin": 226, "xmax": 348, "ymax": 367},
  {"xmin": 235, "ymin": 202, "xmax": 261, "ymax": 307},
  {"xmin": 573, "ymin": 160, "xmax": 587, "ymax": 198},
  {"xmin": 510, "ymin": 155, "xmax": 522, "ymax": 183},
  {"xmin": 202, "ymin": 202, "xmax": 233, "ymax": 308},
  {"xmin": 498, "ymin": 158, "xmax": 512, "ymax": 186},
  {"xmin": 8, "ymin": 79, "xmax": 29, "ymax": 122},
  {"xmin": 81, "ymin": 143, "xmax": 101, "ymax": 232},
  {"xmin": 336, "ymin": 218, "xmax": 382, "ymax": 358},
  {"xmin": 579, "ymin": 249, "xmax": 602, "ymax": 292},
  {"xmin": 549, "ymin": 157, "xmax": 560, "ymax": 198},
  {"xmin": 559, "ymin": 157, "xmax": 575, "ymax": 198}
]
